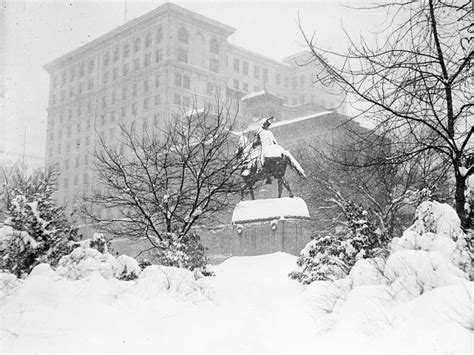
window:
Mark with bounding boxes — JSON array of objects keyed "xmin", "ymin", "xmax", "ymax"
[
  {"xmin": 178, "ymin": 48, "xmax": 188, "ymax": 63},
  {"xmin": 156, "ymin": 26, "xmax": 163, "ymax": 43},
  {"xmin": 103, "ymin": 51, "xmax": 110, "ymax": 66},
  {"xmin": 100, "ymin": 114, "xmax": 105, "ymax": 125},
  {"xmin": 178, "ymin": 27, "xmax": 189, "ymax": 43},
  {"xmin": 143, "ymin": 98, "xmax": 149, "ymax": 111},
  {"xmin": 174, "ymin": 94, "xmax": 181, "ymax": 106},
  {"xmin": 233, "ymin": 79, "xmax": 239, "ymax": 90},
  {"xmin": 209, "ymin": 58, "xmax": 219, "ymax": 73},
  {"xmin": 84, "ymin": 154, "xmax": 89, "ymax": 166},
  {"xmin": 263, "ymin": 68, "xmax": 268, "ymax": 82},
  {"xmin": 300, "ymin": 75, "xmax": 305, "ymax": 87},
  {"xmin": 88, "ymin": 59, "xmax": 95, "ymax": 74},
  {"xmin": 74, "ymin": 176, "xmax": 79, "ymax": 187},
  {"xmin": 254, "ymin": 65, "xmax": 260, "ymax": 79},
  {"xmin": 132, "ymin": 83, "xmax": 137, "ymax": 96},
  {"xmin": 61, "ymin": 71, "xmax": 66, "ymax": 85},
  {"xmin": 122, "ymin": 87, "xmax": 127, "ymax": 100},
  {"xmin": 144, "ymin": 53, "xmax": 151, "ymax": 66},
  {"xmin": 292, "ymin": 76, "xmax": 297, "ymax": 89},
  {"xmin": 210, "ymin": 39, "xmax": 219, "ymax": 54},
  {"xmin": 79, "ymin": 63, "xmax": 85, "ymax": 77},
  {"xmin": 70, "ymin": 67, "xmax": 76, "ymax": 81},
  {"xmin": 155, "ymin": 75, "xmax": 160, "ymax": 88},
  {"xmin": 101, "ymin": 96, "xmax": 107, "ymax": 108},
  {"xmin": 276, "ymin": 73, "xmax": 281, "ymax": 85},
  {"xmin": 207, "ymin": 82, "xmax": 214, "ymax": 95},
  {"xmin": 155, "ymin": 49, "xmax": 162, "ymax": 62},
  {"xmin": 243, "ymin": 61, "xmax": 249, "ymax": 75},
  {"xmin": 154, "ymin": 95, "xmax": 161, "ymax": 106},
  {"xmin": 134, "ymin": 38, "xmax": 141, "ymax": 52},
  {"xmin": 122, "ymin": 63, "xmax": 129, "ymax": 76},
  {"xmin": 124, "ymin": 43, "xmax": 130, "ymax": 57},
  {"xmin": 86, "ymin": 136, "xmax": 90, "ymax": 146},
  {"xmin": 113, "ymin": 47, "xmax": 119, "ymax": 62},
  {"xmin": 110, "ymin": 111, "xmax": 116, "ymax": 122},
  {"xmin": 83, "ymin": 173, "xmax": 89, "ymax": 184},
  {"xmin": 113, "ymin": 67, "xmax": 118, "ymax": 80},
  {"xmin": 75, "ymin": 157, "xmax": 79, "ymax": 168},
  {"xmin": 121, "ymin": 106, "xmax": 127, "ymax": 118},
  {"xmin": 233, "ymin": 58, "xmax": 240, "ymax": 72},
  {"xmin": 69, "ymin": 86, "xmax": 75, "ymax": 98},
  {"xmin": 64, "ymin": 178, "xmax": 69, "ymax": 189},
  {"xmin": 175, "ymin": 73, "xmax": 182, "ymax": 87},
  {"xmin": 57, "ymin": 143, "xmax": 61, "ymax": 154},
  {"xmin": 243, "ymin": 82, "xmax": 249, "ymax": 92},
  {"xmin": 111, "ymin": 91, "xmax": 116, "ymax": 104},
  {"xmin": 87, "ymin": 101, "xmax": 92, "ymax": 113},
  {"xmin": 145, "ymin": 32, "xmax": 152, "ymax": 48},
  {"xmin": 183, "ymin": 75, "xmax": 190, "ymax": 89},
  {"xmin": 133, "ymin": 58, "xmax": 140, "ymax": 71},
  {"xmin": 87, "ymin": 79, "xmax": 93, "ymax": 90},
  {"xmin": 182, "ymin": 96, "xmax": 190, "ymax": 108},
  {"xmin": 103, "ymin": 71, "xmax": 109, "ymax": 84},
  {"xmin": 143, "ymin": 80, "xmax": 149, "ymax": 92},
  {"xmin": 78, "ymin": 82, "xmax": 83, "ymax": 94},
  {"xmin": 132, "ymin": 102, "xmax": 137, "ymax": 115},
  {"xmin": 51, "ymin": 94, "xmax": 57, "ymax": 105},
  {"xmin": 284, "ymin": 77, "xmax": 289, "ymax": 87}
]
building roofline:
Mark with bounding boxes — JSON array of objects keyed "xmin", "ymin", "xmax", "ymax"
[
  {"xmin": 44, "ymin": 2, "xmax": 236, "ymax": 72},
  {"xmin": 226, "ymin": 43, "xmax": 291, "ymax": 69},
  {"xmin": 281, "ymin": 50, "xmax": 312, "ymax": 63}
]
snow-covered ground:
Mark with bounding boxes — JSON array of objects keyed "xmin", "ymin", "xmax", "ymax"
[{"xmin": 1, "ymin": 201, "xmax": 473, "ymax": 353}]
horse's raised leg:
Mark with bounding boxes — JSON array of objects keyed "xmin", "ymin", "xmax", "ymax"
[
  {"xmin": 277, "ymin": 178, "xmax": 283, "ymax": 198},
  {"xmin": 281, "ymin": 177, "xmax": 294, "ymax": 198}
]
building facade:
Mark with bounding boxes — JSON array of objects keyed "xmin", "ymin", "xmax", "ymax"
[{"xmin": 43, "ymin": 2, "xmax": 344, "ymax": 214}]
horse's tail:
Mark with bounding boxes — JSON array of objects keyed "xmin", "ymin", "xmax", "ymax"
[{"xmin": 284, "ymin": 151, "xmax": 307, "ymax": 178}]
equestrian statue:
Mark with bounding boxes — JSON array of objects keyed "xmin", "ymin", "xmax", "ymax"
[{"xmin": 236, "ymin": 116, "xmax": 306, "ymax": 200}]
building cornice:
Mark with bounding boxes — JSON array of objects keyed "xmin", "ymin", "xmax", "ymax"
[{"xmin": 44, "ymin": 2, "xmax": 236, "ymax": 73}]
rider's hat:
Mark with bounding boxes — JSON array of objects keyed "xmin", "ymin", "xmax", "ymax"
[{"xmin": 261, "ymin": 116, "xmax": 274, "ymax": 127}]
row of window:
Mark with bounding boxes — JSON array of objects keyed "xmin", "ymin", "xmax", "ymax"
[{"xmin": 52, "ymin": 26, "xmax": 221, "ymax": 89}]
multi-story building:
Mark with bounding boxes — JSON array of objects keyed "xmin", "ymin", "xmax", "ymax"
[{"xmin": 43, "ymin": 2, "xmax": 344, "ymax": 214}]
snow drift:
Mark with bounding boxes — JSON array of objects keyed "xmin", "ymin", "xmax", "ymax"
[{"xmin": 0, "ymin": 200, "xmax": 472, "ymax": 352}]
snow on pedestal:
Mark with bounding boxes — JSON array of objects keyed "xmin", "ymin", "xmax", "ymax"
[{"xmin": 232, "ymin": 197, "xmax": 310, "ymax": 224}]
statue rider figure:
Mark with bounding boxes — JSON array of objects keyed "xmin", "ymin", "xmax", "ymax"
[{"xmin": 241, "ymin": 116, "xmax": 277, "ymax": 184}]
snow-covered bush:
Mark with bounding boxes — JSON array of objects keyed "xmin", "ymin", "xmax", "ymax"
[
  {"xmin": 0, "ymin": 168, "xmax": 79, "ymax": 277},
  {"xmin": 73, "ymin": 233, "xmax": 110, "ymax": 254},
  {"xmin": 289, "ymin": 201, "xmax": 390, "ymax": 284},
  {"xmin": 56, "ymin": 246, "xmax": 141, "ymax": 281},
  {"xmin": 154, "ymin": 232, "xmax": 212, "ymax": 275},
  {"xmin": 391, "ymin": 200, "xmax": 472, "ymax": 278}
]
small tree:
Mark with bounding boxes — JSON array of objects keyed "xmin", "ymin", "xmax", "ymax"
[
  {"xmin": 289, "ymin": 200, "xmax": 389, "ymax": 284},
  {"xmin": 0, "ymin": 167, "xmax": 79, "ymax": 276},
  {"xmin": 82, "ymin": 102, "xmax": 242, "ymax": 267}
]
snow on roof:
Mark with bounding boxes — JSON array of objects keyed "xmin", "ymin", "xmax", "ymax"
[
  {"xmin": 232, "ymin": 197, "xmax": 310, "ymax": 224},
  {"xmin": 271, "ymin": 111, "xmax": 334, "ymax": 128},
  {"xmin": 241, "ymin": 90, "xmax": 266, "ymax": 102}
]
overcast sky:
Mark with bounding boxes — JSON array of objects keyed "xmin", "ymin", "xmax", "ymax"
[{"xmin": 1, "ymin": 0, "xmax": 387, "ymax": 161}]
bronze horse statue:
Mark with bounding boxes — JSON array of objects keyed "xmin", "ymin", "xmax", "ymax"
[{"xmin": 236, "ymin": 136, "xmax": 306, "ymax": 200}]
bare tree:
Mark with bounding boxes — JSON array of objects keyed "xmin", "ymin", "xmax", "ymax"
[
  {"xmin": 300, "ymin": 0, "xmax": 473, "ymax": 228},
  {"xmin": 81, "ymin": 101, "xmax": 242, "ymax": 250},
  {"xmin": 296, "ymin": 135, "xmax": 451, "ymax": 237}
]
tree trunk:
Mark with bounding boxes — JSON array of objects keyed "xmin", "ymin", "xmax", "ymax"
[{"xmin": 454, "ymin": 172, "xmax": 468, "ymax": 229}]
